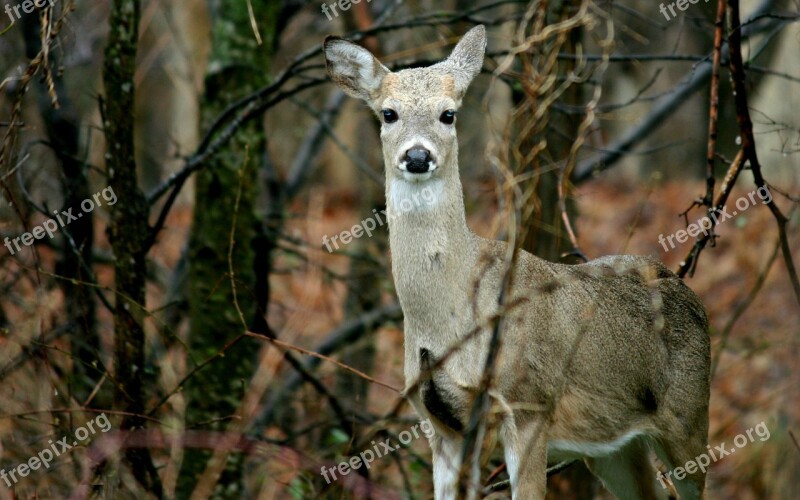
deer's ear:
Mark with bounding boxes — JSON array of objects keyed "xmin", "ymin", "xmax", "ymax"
[
  {"xmin": 323, "ymin": 36, "xmax": 390, "ymax": 101},
  {"xmin": 441, "ymin": 25, "xmax": 486, "ymax": 97}
]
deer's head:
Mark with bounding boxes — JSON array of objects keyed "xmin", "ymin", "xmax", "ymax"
[{"xmin": 323, "ymin": 26, "xmax": 486, "ymax": 185}]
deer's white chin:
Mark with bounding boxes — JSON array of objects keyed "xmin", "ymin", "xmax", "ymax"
[{"xmin": 398, "ymin": 167, "xmax": 436, "ymax": 182}]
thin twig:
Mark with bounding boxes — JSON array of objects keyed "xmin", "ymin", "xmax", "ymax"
[
  {"xmin": 705, "ymin": 0, "xmax": 727, "ymax": 206},
  {"xmin": 677, "ymin": 149, "xmax": 746, "ymax": 277},
  {"xmin": 245, "ymin": 332, "xmax": 400, "ymax": 393}
]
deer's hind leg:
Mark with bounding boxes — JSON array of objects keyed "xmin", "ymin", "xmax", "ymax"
[
  {"xmin": 584, "ymin": 435, "xmax": 669, "ymax": 500},
  {"xmin": 651, "ymin": 430, "xmax": 708, "ymax": 500}
]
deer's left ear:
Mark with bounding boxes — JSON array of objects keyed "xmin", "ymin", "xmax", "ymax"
[
  {"xmin": 323, "ymin": 36, "xmax": 390, "ymax": 102},
  {"xmin": 440, "ymin": 25, "xmax": 486, "ymax": 97}
]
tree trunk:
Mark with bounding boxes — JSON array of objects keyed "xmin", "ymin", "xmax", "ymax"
[
  {"xmin": 21, "ymin": 7, "xmax": 98, "ymax": 403},
  {"xmin": 181, "ymin": 1, "xmax": 278, "ymax": 494},
  {"xmin": 103, "ymin": 0, "xmax": 161, "ymax": 493}
]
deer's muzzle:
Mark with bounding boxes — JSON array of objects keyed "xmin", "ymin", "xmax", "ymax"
[{"xmin": 403, "ymin": 146, "xmax": 434, "ymax": 174}]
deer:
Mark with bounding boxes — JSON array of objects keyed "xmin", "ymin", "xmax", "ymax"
[{"xmin": 323, "ymin": 25, "xmax": 710, "ymax": 500}]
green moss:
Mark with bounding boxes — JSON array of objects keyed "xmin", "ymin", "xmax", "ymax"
[{"xmin": 179, "ymin": 2, "xmax": 279, "ymax": 497}]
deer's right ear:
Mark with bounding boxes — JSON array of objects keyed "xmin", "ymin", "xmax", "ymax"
[
  {"xmin": 442, "ymin": 25, "xmax": 486, "ymax": 98},
  {"xmin": 323, "ymin": 36, "xmax": 390, "ymax": 101}
]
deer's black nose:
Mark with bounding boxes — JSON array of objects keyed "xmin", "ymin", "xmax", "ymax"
[{"xmin": 404, "ymin": 147, "xmax": 431, "ymax": 173}]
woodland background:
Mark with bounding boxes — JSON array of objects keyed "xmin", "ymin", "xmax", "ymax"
[{"xmin": 0, "ymin": 0, "xmax": 798, "ymax": 498}]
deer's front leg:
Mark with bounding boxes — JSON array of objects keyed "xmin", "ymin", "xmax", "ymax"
[
  {"xmin": 430, "ymin": 433, "xmax": 462, "ymax": 500},
  {"xmin": 503, "ymin": 418, "xmax": 548, "ymax": 500}
]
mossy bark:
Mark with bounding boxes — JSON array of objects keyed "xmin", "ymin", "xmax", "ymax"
[
  {"xmin": 103, "ymin": 0, "xmax": 160, "ymax": 493},
  {"xmin": 181, "ymin": 1, "xmax": 279, "ymax": 496}
]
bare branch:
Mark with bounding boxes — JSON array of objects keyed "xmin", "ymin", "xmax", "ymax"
[
  {"xmin": 572, "ymin": 0, "xmax": 784, "ymax": 183},
  {"xmin": 726, "ymin": 0, "xmax": 800, "ymax": 306}
]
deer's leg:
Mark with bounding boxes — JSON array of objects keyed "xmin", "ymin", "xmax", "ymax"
[
  {"xmin": 430, "ymin": 433, "xmax": 462, "ymax": 500},
  {"xmin": 503, "ymin": 418, "xmax": 548, "ymax": 500},
  {"xmin": 584, "ymin": 436, "xmax": 668, "ymax": 500},
  {"xmin": 652, "ymin": 433, "xmax": 708, "ymax": 500}
]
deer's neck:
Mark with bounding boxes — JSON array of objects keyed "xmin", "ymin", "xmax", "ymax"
[{"xmin": 386, "ymin": 173, "xmax": 476, "ymax": 335}]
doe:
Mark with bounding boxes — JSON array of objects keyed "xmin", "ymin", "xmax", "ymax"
[{"xmin": 323, "ymin": 25, "xmax": 710, "ymax": 500}]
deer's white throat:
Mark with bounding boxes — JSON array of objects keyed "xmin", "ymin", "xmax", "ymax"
[{"xmin": 388, "ymin": 178, "xmax": 444, "ymax": 216}]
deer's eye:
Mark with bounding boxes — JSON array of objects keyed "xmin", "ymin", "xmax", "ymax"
[
  {"xmin": 382, "ymin": 109, "xmax": 398, "ymax": 123},
  {"xmin": 440, "ymin": 110, "xmax": 456, "ymax": 125}
]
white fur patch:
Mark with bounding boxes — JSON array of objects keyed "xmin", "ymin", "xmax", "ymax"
[
  {"xmin": 389, "ymin": 178, "xmax": 443, "ymax": 214},
  {"xmin": 504, "ymin": 446, "xmax": 520, "ymax": 490},
  {"xmin": 433, "ymin": 439, "xmax": 461, "ymax": 500},
  {"xmin": 399, "ymin": 169, "xmax": 435, "ymax": 182},
  {"xmin": 548, "ymin": 429, "xmax": 648, "ymax": 459}
]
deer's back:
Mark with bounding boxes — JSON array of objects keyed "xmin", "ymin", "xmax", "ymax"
[{"xmin": 473, "ymin": 237, "xmax": 709, "ymax": 423}]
